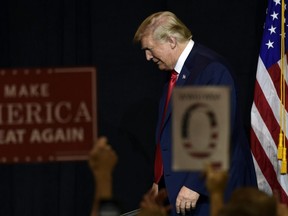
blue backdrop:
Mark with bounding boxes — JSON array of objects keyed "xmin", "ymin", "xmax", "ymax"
[{"xmin": 0, "ymin": 0, "xmax": 267, "ymax": 215}]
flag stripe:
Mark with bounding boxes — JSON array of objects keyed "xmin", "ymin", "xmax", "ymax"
[
  {"xmin": 267, "ymin": 60, "xmax": 288, "ymax": 111},
  {"xmin": 256, "ymin": 58, "xmax": 288, "ymax": 144},
  {"xmin": 251, "ymin": 103, "xmax": 288, "ymax": 202},
  {"xmin": 251, "ymin": 126, "xmax": 282, "ymax": 193},
  {"xmin": 254, "ymin": 72, "xmax": 288, "ymax": 149}
]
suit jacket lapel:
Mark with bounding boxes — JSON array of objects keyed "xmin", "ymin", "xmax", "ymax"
[
  {"xmin": 161, "ymin": 45, "xmax": 198, "ymax": 126},
  {"xmin": 159, "ymin": 43, "xmax": 205, "ymax": 137}
]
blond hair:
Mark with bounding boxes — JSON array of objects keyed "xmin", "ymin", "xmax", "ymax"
[{"xmin": 133, "ymin": 11, "xmax": 192, "ymax": 44}]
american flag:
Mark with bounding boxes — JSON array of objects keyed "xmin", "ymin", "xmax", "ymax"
[{"xmin": 250, "ymin": 0, "xmax": 288, "ymax": 203}]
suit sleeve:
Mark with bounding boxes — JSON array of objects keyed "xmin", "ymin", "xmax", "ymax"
[{"xmin": 183, "ymin": 61, "xmax": 237, "ymax": 196}]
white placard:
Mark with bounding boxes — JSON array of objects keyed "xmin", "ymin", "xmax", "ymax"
[{"xmin": 172, "ymin": 86, "xmax": 230, "ymax": 171}]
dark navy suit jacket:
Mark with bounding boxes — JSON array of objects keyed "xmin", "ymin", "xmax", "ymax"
[{"xmin": 156, "ymin": 43, "xmax": 257, "ymax": 216}]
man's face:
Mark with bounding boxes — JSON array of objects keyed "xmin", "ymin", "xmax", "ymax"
[{"xmin": 141, "ymin": 35, "xmax": 175, "ymax": 71}]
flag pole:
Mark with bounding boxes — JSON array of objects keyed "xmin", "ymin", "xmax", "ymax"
[{"xmin": 280, "ymin": 0, "xmax": 287, "ymax": 174}]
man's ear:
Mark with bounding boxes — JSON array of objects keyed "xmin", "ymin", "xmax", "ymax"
[{"xmin": 168, "ymin": 36, "xmax": 177, "ymax": 49}]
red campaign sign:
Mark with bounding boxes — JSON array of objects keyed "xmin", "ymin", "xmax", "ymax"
[{"xmin": 0, "ymin": 67, "xmax": 97, "ymax": 163}]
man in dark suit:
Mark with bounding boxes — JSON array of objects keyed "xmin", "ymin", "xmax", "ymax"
[{"xmin": 133, "ymin": 11, "xmax": 257, "ymax": 216}]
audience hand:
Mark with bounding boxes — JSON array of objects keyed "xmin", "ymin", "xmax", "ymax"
[
  {"xmin": 89, "ymin": 136, "xmax": 118, "ymax": 178},
  {"xmin": 138, "ymin": 188, "xmax": 171, "ymax": 216},
  {"xmin": 205, "ymin": 164, "xmax": 228, "ymax": 194},
  {"xmin": 89, "ymin": 136, "xmax": 118, "ymax": 216}
]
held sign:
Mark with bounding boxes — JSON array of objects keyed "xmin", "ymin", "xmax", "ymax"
[
  {"xmin": 172, "ymin": 86, "xmax": 230, "ymax": 171},
  {"xmin": 0, "ymin": 67, "xmax": 97, "ymax": 163}
]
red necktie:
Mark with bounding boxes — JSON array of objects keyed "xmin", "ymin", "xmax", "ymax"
[{"xmin": 154, "ymin": 70, "xmax": 178, "ymax": 184}]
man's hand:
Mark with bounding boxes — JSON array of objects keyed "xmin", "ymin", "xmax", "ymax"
[{"xmin": 176, "ymin": 186, "xmax": 200, "ymax": 215}]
